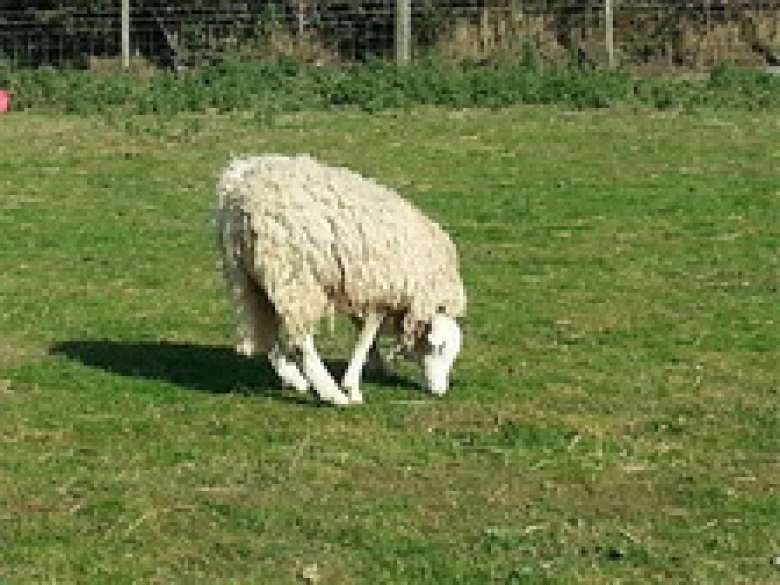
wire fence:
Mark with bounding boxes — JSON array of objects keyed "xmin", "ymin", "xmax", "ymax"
[{"xmin": 1, "ymin": 1, "xmax": 779, "ymax": 70}]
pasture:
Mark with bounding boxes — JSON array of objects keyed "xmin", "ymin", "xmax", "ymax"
[{"xmin": 0, "ymin": 105, "xmax": 778, "ymax": 584}]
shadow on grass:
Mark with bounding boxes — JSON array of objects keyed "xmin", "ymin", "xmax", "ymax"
[{"xmin": 51, "ymin": 340, "xmax": 416, "ymax": 402}]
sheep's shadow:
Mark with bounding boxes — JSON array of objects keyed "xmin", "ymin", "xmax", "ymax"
[{"xmin": 51, "ymin": 340, "xmax": 416, "ymax": 402}]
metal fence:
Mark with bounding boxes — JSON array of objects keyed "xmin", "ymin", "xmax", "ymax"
[{"xmin": 1, "ymin": 1, "xmax": 779, "ymax": 70}]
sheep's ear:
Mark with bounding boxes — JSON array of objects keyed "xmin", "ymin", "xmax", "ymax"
[
  {"xmin": 426, "ymin": 333, "xmax": 444, "ymax": 356},
  {"xmin": 426, "ymin": 326, "xmax": 446, "ymax": 354},
  {"xmin": 425, "ymin": 323, "xmax": 443, "ymax": 350}
]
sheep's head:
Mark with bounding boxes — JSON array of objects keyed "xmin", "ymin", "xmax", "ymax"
[{"xmin": 420, "ymin": 313, "xmax": 462, "ymax": 396}]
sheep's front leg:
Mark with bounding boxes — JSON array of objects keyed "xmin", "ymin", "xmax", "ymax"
[
  {"xmin": 268, "ymin": 343, "xmax": 309, "ymax": 394},
  {"xmin": 299, "ymin": 335, "xmax": 350, "ymax": 406},
  {"xmin": 342, "ymin": 311, "xmax": 384, "ymax": 404}
]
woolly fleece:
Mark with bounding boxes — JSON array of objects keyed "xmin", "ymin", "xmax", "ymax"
[{"xmin": 216, "ymin": 154, "xmax": 466, "ymax": 350}]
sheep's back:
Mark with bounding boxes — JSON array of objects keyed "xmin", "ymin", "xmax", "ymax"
[{"xmin": 220, "ymin": 155, "xmax": 465, "ymax": 327}]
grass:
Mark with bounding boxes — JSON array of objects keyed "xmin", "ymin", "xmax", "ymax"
[
  {"xmin": 0, "ymin": 104, "xmax": 778, "ymax": 584},
  {"xmin": 3, "ymin": 59, "xmax": 780, "ymax": 116}
]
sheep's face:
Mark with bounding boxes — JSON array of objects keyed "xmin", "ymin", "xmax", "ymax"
[{"xmin": 421, "ymin": 314, "xmax": 462, "ymax": 396}]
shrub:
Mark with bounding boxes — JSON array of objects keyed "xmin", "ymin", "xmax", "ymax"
[{"xmin": 5, "ymin": 59, "xmax": 778, "ymax": 116}]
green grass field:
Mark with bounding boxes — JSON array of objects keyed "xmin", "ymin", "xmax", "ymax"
[{"xmin": 1, "ymin": 105, "xmax": 778, "ymax": 584}]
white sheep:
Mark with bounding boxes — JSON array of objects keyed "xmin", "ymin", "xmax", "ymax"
[{"xmin": 216, "ymin": 154, "xmax": 466, "ymax": 406}]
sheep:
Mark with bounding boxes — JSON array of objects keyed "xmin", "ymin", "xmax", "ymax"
[{"xmin": 216, "ymin": 154, "xmax": 466, "ymax": 406}]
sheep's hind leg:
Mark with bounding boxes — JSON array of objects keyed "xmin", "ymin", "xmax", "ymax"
[
  {"xmin": 224, "ymin": 265, "xmax": 276, "ymax": 358},
  {"xmin": 299, "ymin": 335, "xmax": 350, "ymax": 406},
  {"xmin": 224, "ymin": 268, "xmax": 307, "ymax": 394},
  {"xmin": 268, "ymin": 343, "xmax": 309, "ymax": 394},
  {"xmin": 342, "ymin": 311, "xmax": 384, "ymax": 404}
]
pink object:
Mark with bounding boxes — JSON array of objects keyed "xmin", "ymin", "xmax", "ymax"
[{"xmin": 0, "ymin": 90, "xmax": 11, "ymax": 113}]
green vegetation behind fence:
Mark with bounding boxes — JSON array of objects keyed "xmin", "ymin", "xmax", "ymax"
[{"xmin": 3, "ymin": 58, "xmax": 779, "ymax": 117}]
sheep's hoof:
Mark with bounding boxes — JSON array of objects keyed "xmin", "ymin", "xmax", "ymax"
[
  {"xmin": 319, "ymin": 390, "xmax": 351, "ymax": 407},
  {"xmin": 283, "ymin": 379, "xmax": 310, "ymax": 394},
  {"xmin": 346, "ymin": 390, "xmax": 364, "ymax": 405},
  {"xmin": 235, "ymin": 340, "xmax": 256, "ymax": 357},
  {"xmin": 341, "ymin": 380, "xmax": 363, "ymax": 405}
]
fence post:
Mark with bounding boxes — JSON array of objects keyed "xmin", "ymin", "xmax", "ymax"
[
  {"xmin": 297, "ymin": 0, "xmax": 305, "ymax": 40},
  {"xmin": 605, "ymin": 0, "xmax": 614, "ymax": 68},
  {"xmin": 395, "ymin": 0, "xmax": 411, "ymax": 64},
  {"xmin": 121, "ymin": 0, "xmax": 130, "ymax": 69}
]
